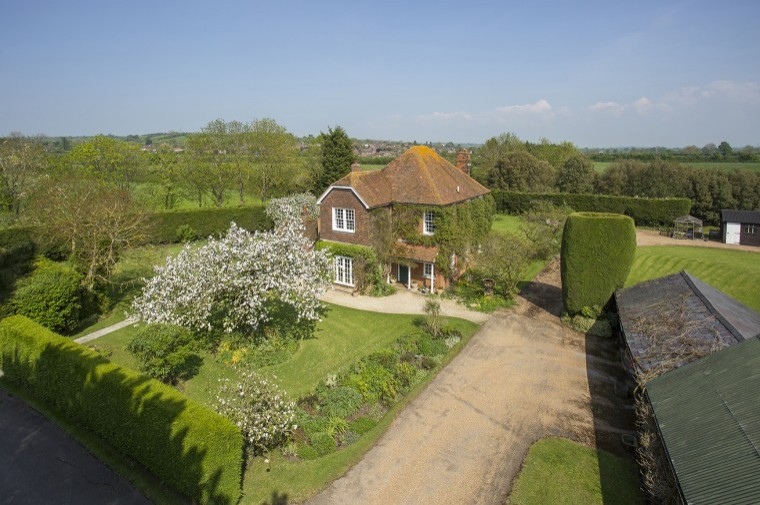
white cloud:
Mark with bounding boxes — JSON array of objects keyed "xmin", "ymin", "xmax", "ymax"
[
  {"xmin": 494, "ymin": 99, "xmax": 552, "ymax": 115},
  {"xmin": 633, "ymin": 97, "xmax": 653, "ymax": 114},
  {"xmin": 589, "ymin": 101, "xmax": 624, "ymax": 115}
]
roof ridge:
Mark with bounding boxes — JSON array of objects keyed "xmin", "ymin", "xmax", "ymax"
[{"xmin": 681, "ymin": 271, "xmax": 746, "ymax": 342}]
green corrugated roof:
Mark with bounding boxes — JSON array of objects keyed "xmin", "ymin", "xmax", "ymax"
[{"xmin": 647, "ymin": 335, "xmax": 760, "ymax": 504}]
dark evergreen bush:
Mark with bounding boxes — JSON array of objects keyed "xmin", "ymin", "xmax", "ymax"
[
  {"xmin": 11, "ymin": 258, "xmax": 84, "ymax": 334},
  {"xmin": 560, "ymin": 212, "xmax": 636, "ymax": 314},
  {"xmin": 0, "ymin": 316, "xmax": 243, "ymax": 504}
]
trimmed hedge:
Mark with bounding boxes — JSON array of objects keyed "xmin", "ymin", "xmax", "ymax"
[
  {"xmin": 561, "ymin": 212, "xmax": 636, "ymax": 314},
  {"xmin": 491, "ymin": 190, "xmax": 691, "ymax": 226},
  {"xmin": 0, "ymin": 316, "xmax": 243, "ymax": 504},
  {"xmin": 0, "ymin": 226, "xmax": 36, "ymax": 267},
  {"xmin": 145, "ymin": 205, "xmax": 272, "ymax": 244}
]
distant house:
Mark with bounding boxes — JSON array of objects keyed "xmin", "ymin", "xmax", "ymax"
[
  {"xmin": 721, "ymin": 209, "xmax": 760, "ymax": 247},
  {"xmin": 645, "ymin": 335, "xmax": 760, "ymax": 504},
  {"xmin": 316, "ymin": 146, "xmax": 489, "ymax": 292},
  {"xmin": 615, "ymin": 271, "xmax": 760, "ymax": 379}
]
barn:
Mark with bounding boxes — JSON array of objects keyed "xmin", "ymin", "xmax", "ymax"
[{"xmin": 721, "ymin": 209, "xmax": 760, "ymax": 247}]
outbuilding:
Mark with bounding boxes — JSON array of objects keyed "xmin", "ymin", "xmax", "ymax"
[{"xmin": 721, "ymin": 209, "xmax": 760, "ymax": 247}]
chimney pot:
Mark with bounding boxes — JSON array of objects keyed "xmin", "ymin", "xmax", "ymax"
[{"xmin": 351, "ymin": 161, "xmax": 361, "ymax": 172}]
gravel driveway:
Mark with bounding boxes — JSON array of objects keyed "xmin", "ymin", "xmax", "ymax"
[{"xmin": 308, "ymin": 259, "xmax": 634, "ymax": 504}]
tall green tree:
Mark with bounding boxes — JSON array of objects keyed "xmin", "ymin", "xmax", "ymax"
[
  {"xmin": 557, "ymin": 154, "xmax": 596, "ymax": 193},
  {"xmin": 248, "ymin": 118, "xmax": 301, "ymax": 202},
  {"xmin": 486, "ymin": 151, "xmax": 555, "ymax": 192},
  {"xmin": 317, "ymin": 126, "xmax": 354, "ymax": 194},
  {"xmin": 0, "ymin": 134, "xmax": 46, "ymax": 217},
  {"xmin": 185, "ymin": 119, "xmax": 234, "ymax": 207},
  {"xmin": 66, "ymin": 135, "xmax": 145, "ymax": 191}
]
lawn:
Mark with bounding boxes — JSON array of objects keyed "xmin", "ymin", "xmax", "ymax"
[
  {"xmin": 509, "ymin": 438, "xmax": 643, "ymax": 505},
  {"xmin": 626, "ymin": 246, "xmax": 760, "ymax": 311},
  {"xmin": 491, "ymin": 214, "xmax": 524, "ymax": 236},
  {"xmin": 88, "ymin": 303, "xmax": 480, "ymax": 503}
]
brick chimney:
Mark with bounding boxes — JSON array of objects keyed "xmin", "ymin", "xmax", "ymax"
[
  {"xmin": 456, "ymin": 149, "xmax": 471, "ymax": 176},
  {"xmin": 351, "ymin": 160, "xmax": 361, "ymax": 172}
]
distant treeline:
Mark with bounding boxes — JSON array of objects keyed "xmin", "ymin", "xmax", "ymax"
[{"xmin": 581, "ymin": 142, "xmax": 759, "ymax": 163}]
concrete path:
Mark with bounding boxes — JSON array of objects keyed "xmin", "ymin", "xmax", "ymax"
[
  {"xmin": 308, "ymin": 260, "xmax": 633, "ymax": 504},
  {"xmin": 74, "ymin": 318, "xmax": 137, "ymax": 345},
  {"xmin": 319, "ymin": 289, "xmax": 490, "ymax": 324},
  {"xmin": 0, "ymin": 389, "xmax": 150, "ymax": 505}
]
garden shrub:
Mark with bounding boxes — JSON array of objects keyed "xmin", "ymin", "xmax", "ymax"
[
  {"xmin": 175, "ymin": 223, "xmax": 198, "ymax": 243},
  {"xmin": 309, "ymin": 432, "xmax": 336, "ymax": 457},
  {"xmin": 417, "ymin": 335, "xmax": 449, "ymax": 357},
  {"xmin": 145, "ymin": 204, "xmax": 272, "ymax": 243},
  {"xmin": 473, "ymin": 233, "xmax": 532, "ymax": 298},
  {"xmin": 214, "ymin": 371, "xmax": 296, "ymax": 456},
  {"xmin": 394, "ymin": 361, "xmax": 420, "ymax": 390},
  {"xmin": 317, "ymin": 385, "xmax": 363, "ymax": 419},
  {"xmin": 0, "ymin": 316, "xmax": 243, "ymax": 504},
  {"xmin": 296, "ymin": 444, "xmax": 318, "ymax": 460},
  {"xmin": 345, "ymin": 363, "xmax": 398, "ymax": 404},
  {"xmin": 126, "ymin": 324, "xmax": 201, "ymax": 384},
  {"xmin": 340, "ymin": 430, "xmax": 360, "ymax": 446},
  {"xmin": 349, "ymin": 417, "xmax": 377, "ymax": 435},
  {"xmin": 11, "ymin": 258, "xmax": 84, "ymax": 334},
  {"xmin": 492, "ymin": 190, "xmax": 690, "ymax": 227},
  {"xmin": 560, "ymin": 212, "xmax": 636, "ymax": 314}
]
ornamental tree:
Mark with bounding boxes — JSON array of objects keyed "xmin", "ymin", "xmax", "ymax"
[{"xmin": 131, "ymin": 219, "xmax": 331, "ymax": 336}]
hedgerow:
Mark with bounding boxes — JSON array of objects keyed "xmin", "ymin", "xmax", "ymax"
[
  {"xmin": 0, "ymin": 316, "xmax": 243, "ymax": 504},
  {"xmin": 145, "ymin": 205, "xmax": 272, "ymax": 243},
  {"xmin": 492, "ymin": 191, "xmax": 690, "ymax": 226},
  {"xmin": 560, "ymin": 212, "xmax": 636, "ymax": 314}
]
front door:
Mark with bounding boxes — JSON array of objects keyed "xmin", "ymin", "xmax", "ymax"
[{"xmin": 398, "ymin": 264, "xmax": 409, "ymax": 285}]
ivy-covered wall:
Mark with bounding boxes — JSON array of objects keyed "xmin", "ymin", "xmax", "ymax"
[
  {"xmin": 315, "ymin": 240, "xmax": 389, "ymax": 295},
  {"xmin": 392, "ymin": 195, "xmax": 495, "ymax": 278}
]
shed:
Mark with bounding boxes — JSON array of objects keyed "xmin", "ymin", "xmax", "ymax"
[
  {"xmin": 615, "ymin": 271, "xmax": 760, "ymax": 380},
  {"xmin": 646, "ymin": 335, "xmax": 760, "ymax": 504},
  {"xmin": 721, "ymin": 209, "xmax": 760, "ymax": 247},
  {"xmin": 673, "ymin": 215, "xmax": 702, "ymax": 239}
]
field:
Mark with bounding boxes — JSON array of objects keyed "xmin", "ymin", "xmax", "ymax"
[
  {"xmin": 510, "ymin": 438, "xmax": 643, "ymax": 505},
  {"xmin": 594, "ymin": 161, "xmax": 760, "ymax": 174},
  {"xmin": 626, "ymin": 246, "xmax": 760, "ymax": 311}
]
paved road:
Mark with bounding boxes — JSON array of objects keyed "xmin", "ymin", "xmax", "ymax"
[{"xmin": 0, "ymin": 389, "xmax": 151, "ymax": 505}]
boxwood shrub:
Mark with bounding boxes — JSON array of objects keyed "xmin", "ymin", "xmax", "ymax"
[
  {"xmin": 0, "ymin": 316, "xmax": 243, "ymax": 504},
  {"xmin": 492, "ymin": 190, "xmax": 691, "ymax": 227},
  {"xmin": 560, "ymin": 212, "xmax": 636, "ymax": 314}
]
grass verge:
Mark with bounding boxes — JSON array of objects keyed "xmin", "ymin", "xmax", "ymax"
[{"xmin": 509, "ymin": 437, "xmax": 643, "ymax": 505}]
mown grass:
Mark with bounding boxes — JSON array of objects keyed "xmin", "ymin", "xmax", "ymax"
[
  {"xmin": 491, "ymin": 214, "xmax": 524, "ymax": 236},
  {"xmin": 594, "ymin": 161, "xmax": 760, "ymax": 173},
  {"xmin": 509, "ymin": 438, "xmax": 643, "ymax": 505},
  {"xmin": 626, "ymin": 246, "xmax": 760, "ymax": 311}
]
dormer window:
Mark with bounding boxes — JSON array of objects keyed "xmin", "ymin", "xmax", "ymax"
[
  {"xmin": 423, "ymin": 211, "xmax": 435, "ymax": 235},
  {"xmin": 333, "ymin": 207, "xmax": 355, "ymax": 233}
]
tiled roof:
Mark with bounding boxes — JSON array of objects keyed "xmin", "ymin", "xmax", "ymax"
[
  {"xmin": 616, "ymin": 271, "xmax": 760, "ymax": 375},
  {"xmin": 392, "ymin": 243, "xmax": 439, "ymax": 263},
  {"xmin": 721, "ymin": 209, "xmax": 760, "ymax": 225},
  {"xmin": 327, "ymin": 146, "xmax": 490, "ymax": 208},
  {"xmin": 646, "ymin": 335, "xmax": 760, "ymax": 505}
]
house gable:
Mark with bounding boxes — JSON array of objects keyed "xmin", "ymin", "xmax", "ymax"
[{"xmin": 318, "ymin": 187, "xmax": 371, "ymax": 246}]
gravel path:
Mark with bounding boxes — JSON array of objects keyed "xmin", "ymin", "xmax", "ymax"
[
  {"xmin": 636, "ymin": 229, "xmax": 759, "ymax": 252},
  {"xmin": 308, "ymin": 259, "xmax": 633, "ymax": 504},
  {"xmin": 319, "ymin": 289, "xmax": 490, "ymax": 324}
]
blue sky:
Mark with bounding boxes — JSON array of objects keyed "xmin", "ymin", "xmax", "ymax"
[{"xmin": 2, "ymin": 0, "xmax": 759, "ymax": 146}]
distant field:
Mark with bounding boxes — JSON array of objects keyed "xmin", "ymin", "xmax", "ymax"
[
  {"xmin": 594, "ymin": 161, "xmax": 760, "ymax": 174},
  {"xmin": 626, "ymin": 246, "xmax": 760, "ymax": 311},
  {"xmin": 359, "ymin": 163, "xmax": 385, "ymax": 171}
]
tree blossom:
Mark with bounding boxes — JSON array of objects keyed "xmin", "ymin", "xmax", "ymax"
[{"xmin": 131, "ymin": 218, "xmax": 330, "ymax": 335}]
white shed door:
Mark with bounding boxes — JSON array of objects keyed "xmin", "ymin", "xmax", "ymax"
[{"xmin": 726, "ymin": 223, "xmax": 741, "ymax": 244}]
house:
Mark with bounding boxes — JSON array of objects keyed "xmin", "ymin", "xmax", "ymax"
[
  {"xmin": 316, "ymin": 146, "xmax": 489, "ymax": 292},
  {"xmin": 721, "ymin": 209, "xmax": 760, "ymax": 247},
  {"xmin": 615, "ymin": 271, "xmax": 760, "ymax": 380},
  {"xmin": 645, "ymin": 334, "xmax": 760, "ymax": 504}
]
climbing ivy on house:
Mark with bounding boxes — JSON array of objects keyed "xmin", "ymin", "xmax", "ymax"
[
  {"xmin": 392, "ymin": 195, "xmax": 495, "ymax": 279},
  {"xmin": 315, "ymin": 241, "xmax": 391, "ymax": 295}
]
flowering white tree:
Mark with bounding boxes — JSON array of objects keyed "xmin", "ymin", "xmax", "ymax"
[
  {"xmin": 131, "ymin": 217, "xmax": 331, "ymax": 335},
  {"xmin": 214, "ymin": 371, "xmax": 297, "ymax": 455},
  {"xmin": 265, "ymin": 192, "xmax": 318, "ymax": 228}
]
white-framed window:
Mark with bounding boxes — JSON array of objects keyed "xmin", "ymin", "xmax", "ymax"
[
  {"xmin": 423, "ymin": 211, "xmax": 435, "ymax": 235},
  {"xmin": 334, "ymin": 256, "xmax": 354, "ymax": 286},
  {"xmin": 332, "ymin": 208, "xmax": 355, "ymax": 233},
  {"xmin": 746, "ymin": 224, "xmax": 757, "ymax": 234},
  {"xmin": 424, "ymin": 263, "xmax": 434, "ymax": 279}
]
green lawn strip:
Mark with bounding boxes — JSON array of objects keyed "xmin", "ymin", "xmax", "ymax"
[
  {"xmin": 626, "ymin": 246, "xmax": 760, "ymax": 311},
  {"xmin": 509, "ymin": 438, "xmax": 643, "ymax": 505},
  {"xmin": 491, "ymin": 214, "xmax": 525, "ymax": 236},
  {"xmin": 0, "ymin": 380, "xmax": 187, "ymax": 505},
  {"xmin": 243, "ymin": 314, "xmax": 481, "ymax": 504}
]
